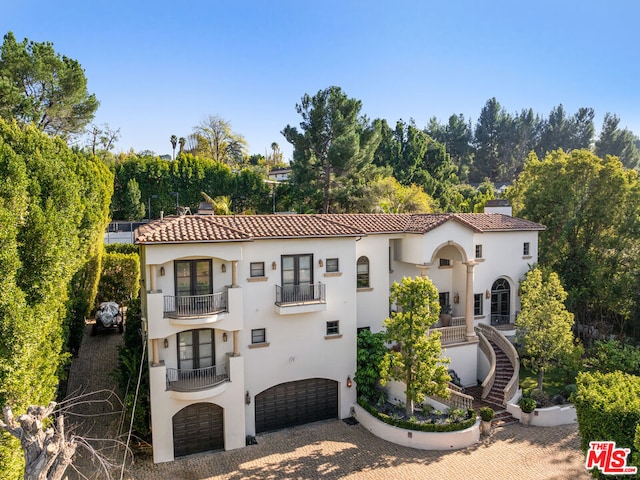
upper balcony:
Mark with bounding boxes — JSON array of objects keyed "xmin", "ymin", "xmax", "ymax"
[
  {"xmin": 164, "ymin": 292, "xmax": 227, "ymax": 319},
  {"xmin": 274, "ymin": 283, "xmax": 327, "ymax": 315},
  {"xmin": 146, "ymin": 287, "xmax": 243, "ymax": 339}
]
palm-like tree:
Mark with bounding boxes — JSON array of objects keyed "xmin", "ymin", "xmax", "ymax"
[
  {"xmin": 170, "ymin": 135, "xmax": 178, "ymax": 160},
  {"xmin": 178, "ymin": 137, "xmax": 186, "ymax": 155}
]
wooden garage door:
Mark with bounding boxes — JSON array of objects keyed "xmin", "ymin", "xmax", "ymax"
[
  {"xmin": 255, "ymin": 378, "xmax": 338, "ymax": 433},
  {"xmin": 172, "ymin": 402, "xmax": 223, "ymax": 458}
]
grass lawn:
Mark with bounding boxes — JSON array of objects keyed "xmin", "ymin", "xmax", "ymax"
[{"xmin": 519, "ymin": 364, "xmax": 577, "ymax": 398}]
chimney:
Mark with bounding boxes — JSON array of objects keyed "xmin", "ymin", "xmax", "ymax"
[
  {"xmin": 484, "ymin": 199, "xmax": 512, "ymax": 216},
  {"xmin": 160, "ymin": 210, "xmax": 164, "ymax": 220}
]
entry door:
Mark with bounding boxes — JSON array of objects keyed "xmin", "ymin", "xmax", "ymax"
[
  {"xmin": 490, "ymin": 278, "xmax": 511, "ymax": 325},
  {"xmin": 281, "ymin": 254, "xmax": 313, "ymax": 301}
]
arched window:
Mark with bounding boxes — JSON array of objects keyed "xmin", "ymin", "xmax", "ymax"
[{"xmin": 357, "ymin": 256, "xmax": 370, "ymax": 288}]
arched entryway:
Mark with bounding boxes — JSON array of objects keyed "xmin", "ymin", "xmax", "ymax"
[
  {"xmin": 255, "ymin": 378, "xmax": 338, "ymax": 433},
  {"xmin": 172, "ymin": 402, "xmax": 224, "ymax": 457},
  {"xmin": 490, "ymin": 278, "xmax": 511, "ymax": 326}
]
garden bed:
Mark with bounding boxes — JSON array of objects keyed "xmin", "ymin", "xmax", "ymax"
[{"xmin": 353, "ymin": 402, "xmax": 480, "ymax": 450}]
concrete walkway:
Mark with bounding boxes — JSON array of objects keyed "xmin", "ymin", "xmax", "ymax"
[{"xmin": 129, "ymin": 420, "xmax": 591, "ymax": 480}]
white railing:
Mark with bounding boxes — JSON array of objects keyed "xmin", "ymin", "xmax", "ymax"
[
  {"xmin": 476, "ymin": 329, "xmax": 496, "ymax": 399},
  {"xmin": 166, "ymin": 363, "xmax": 229, "ymax": 392},
  {"xmin": 431, "ymin": 382, "xmax": 474, "ymax": 410},
  {"xmin": 164, "ymin": 291, "xmax": 227, "ymax": 318},
  {"xmin": 450, "ymin": 316, "xmax": 466, "ymax": 327},
  {"xmin": 476, "ymin": 323, "xmax": 520, "ymax": 405},
  {"xmin": 432, "ymin": 326, "xmax": 466, "ymax": 344}
]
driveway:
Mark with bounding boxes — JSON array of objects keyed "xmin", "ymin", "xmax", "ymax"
[{"xmin": 129, "ymin": 420, "xmax": 590, "ymax": 480}]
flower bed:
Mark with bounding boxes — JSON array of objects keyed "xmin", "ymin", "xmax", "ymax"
[{"xmin": 353, "ymin": 402, "xmax": 480, "ymax": 450}]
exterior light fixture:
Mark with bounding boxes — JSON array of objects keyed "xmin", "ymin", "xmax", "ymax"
[
  {"xmin": 486, "ymin": 289, "xmax": 491, "ymax": 299},
  {"xmin": 272, "ymin": 261, "xmax": 277, "ymax": 270},
  {"xmin": 163, "ymin": 338, "xmax": 169, "ymax": 348},
  {"xmin": 319, "ymin": 259, "xmax": 324, "ymax": 267},
  {"xmin": 346, "ymin": 375, "xmax": 353, "ymax": 388},
  {"xmin": 159, "ymin": 266, "xmax": 165, "ymax": 276},
  {"xmin": 222, "ymin": 332, "xmax": 228, "ymax": 342},
  {"xmin": 245, "ymin": 391, "xmax": 251, "ymax": 405},
  {"xmin": 221, "ymin": 264, "xmax": 227, "ymax": 273},
  {"xmin": 453, "ymin": 292, "xmax": 460, "ymax": 304}
]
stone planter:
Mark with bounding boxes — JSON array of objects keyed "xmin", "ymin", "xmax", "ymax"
[
  {"xmin": 520, "ymin": 411, "xmax": 532, "ymax": 426},
  {"xmin": 480, "ymin": 419, "xmax": 492, "ymax": 436}
]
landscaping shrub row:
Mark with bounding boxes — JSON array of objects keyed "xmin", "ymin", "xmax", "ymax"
[{"xmin": 357, "ymin": 399, "xmax": 476, "ymax": 432}]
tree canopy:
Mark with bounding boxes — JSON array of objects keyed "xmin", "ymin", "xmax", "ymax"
[
  {"xmin": 506, "ymin": 149, "xmax": 640, "ymax": 336},
  {"xmin": 283, "ymin": 86, "xmax": 384, "ymax": 213},
  {"xmin": 0, "ymin": 32, "xmax": 98, "ymax": 139}
]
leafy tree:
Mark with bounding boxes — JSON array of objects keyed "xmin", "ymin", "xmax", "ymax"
[
  {"xmin": 506, "ymin": 149, "xmax": 640, "ymax": 335},
  {"xmin": 283, "ymin": 86, "xmax": 383, "ymax": 213},
  {"xmin": 379, "ymin": 276, "xmax": 450, "ymax": 417},
  {"xmin": 595, "ymin": 113, "xmax": 640, "ymax": 170},
  {"xmin": 369, "ymin": 177, "xmax": 433, "ymax": 213},
  {"xmin": 0, "ymin": 32, "xmax": 99, "ymax": 139},
  {"xmin": 516, "ymin": 268, "xmax": 577, "ymax": 391},
  {"xmin": 189, "ymin": 115, "xmax": 248, "ymax": 166},
  {"xmin": 536, "ymin": 104, "xmax": 594, "ymax": 157},
  {"xmin": 588, "ymin": 339, "xmax": 640, "ymax": 375},
  {"xmin": 96, "ymin": 252, "xmax": 140, "ymax": 306}
]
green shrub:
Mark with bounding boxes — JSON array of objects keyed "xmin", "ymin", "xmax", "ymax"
[
  {"xmin": 105, "ymin": 243, "xmax": 139, "ymax": 255},
  {"xmin": 574, "ymin": 370, "xmax": 640, "ymax": 473},
  {"xmin": 354, "ymin": 329, "xmax": 387, "ymax": 400},
  {"xmin": 589, "ymin": 340, "xmax": 640, "ymax": 375},
  {"xmin": 96, "ymin": 252, "xmax": 140, "ymax": 306},
  {"xmin": 530, "ymin": 388, "xmax": 549, "ymax": 407},
  {"xmin": 479, "ymin": 406, "xmax": 495, "ymax": 421},
  {"xmin": 519, "ymin": 397, "xmax": 536, "ymax": 413},
  {"xmin": 357, "ymin": 399, "xmax": 476, "ymax": 433}
]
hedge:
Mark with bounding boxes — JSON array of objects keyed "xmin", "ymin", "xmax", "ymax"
[{"xmin": 574, "ymin": 371, "xmax": 640, "ymax": 475}]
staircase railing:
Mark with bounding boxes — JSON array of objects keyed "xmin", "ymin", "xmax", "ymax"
[
  {"xmin": 430, "ymin": 382, "xmax": 474, "ymax": 411},
  {"xmin": 476, "ymin": 329, "xmax": 496, "ymax": 399},
  {"xmin": 476, "ymin": 323, "xmax": 520, "ymax": 405}
]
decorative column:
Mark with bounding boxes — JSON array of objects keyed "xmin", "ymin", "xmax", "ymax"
[
  {"xmin": 152, "ymin": 338, "xmax": 159, "ymax": 365},
  {"xmin": 149, "ymin": 265, "xmax": 157, "ymax": 292},
  {"xmin": 464, "ymin": 261, "xmax": 478, "ymax": 339},
  {"xmin": 415, "ymin": 264, "xmax": 431, "ymax": 277},
  {"xmin": 231, "ymin": 261, "xmax": 239, "ymax": 287},
  {"xmin": 233, "ymin": 330, "xmax": 239, "ymax": 356}
]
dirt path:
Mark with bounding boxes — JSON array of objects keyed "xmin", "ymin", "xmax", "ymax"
[{"xmin": 63, "ymin": 320, "xmax": 129, "ymax": 479}]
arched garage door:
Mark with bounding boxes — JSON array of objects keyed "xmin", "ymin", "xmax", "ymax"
[
  {"xmin": 172, "ymin": 402, "xmax": 224, "ymax": 458},
  {"xmin": 255, "ymin": 378, "xmax": 338, "ymax": 433}
]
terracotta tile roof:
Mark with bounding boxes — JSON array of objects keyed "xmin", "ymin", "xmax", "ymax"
[
  {"xmin": 452, "ymin": 213, "xmax": 545, "ymax": 232},
  {"xmin": 135, "ymin": 213, "xmax": 545, "ymax": 244}
]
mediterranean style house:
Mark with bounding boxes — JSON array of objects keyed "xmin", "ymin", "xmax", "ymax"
[{"xmin": 135, "ymin": 202, "xmax": 544, "ymax": 463}]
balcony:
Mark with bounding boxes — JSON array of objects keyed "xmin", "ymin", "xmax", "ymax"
[
  {"xmin": 274, "ymin": 283, "xmax": 326, "ymax": 315},
  {"xmin": 166, "ymin": 364, "xmax": 229, "ymax": 400},
  {"xmin": 164, "ymin": 292, "xmax": 227, "ymax": 319},
  {"xmin": 490, "ymin": 314, "xmax": 517, "ymax": 327}
]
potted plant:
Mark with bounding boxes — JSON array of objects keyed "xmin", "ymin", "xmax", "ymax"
[
  {"xmin": 479, "ymin": 406, "xmax": 495, "ymax": 436},
  {"xmin": 440, "ymin": 304, "xmax": 452, "ymax": 327},
  {"xmin": 519, "ymin": 397, "xmax": 536, "ymax": 426}
]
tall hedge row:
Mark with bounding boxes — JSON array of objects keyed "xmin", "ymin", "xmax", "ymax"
[{"xmin": 0, "ymin": 119, "xmax": 112, "ymax": 478}]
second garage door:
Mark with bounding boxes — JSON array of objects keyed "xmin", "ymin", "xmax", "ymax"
[{"xmin": 255, "ymin": 378, "xmax": 338, "ymax": 433}]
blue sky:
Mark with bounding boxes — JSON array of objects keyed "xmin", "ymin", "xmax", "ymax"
[{"xmin": 4, "ymin": 1, "xmax": 639, "ymax": 161}]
